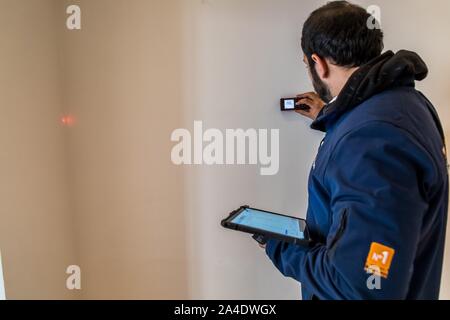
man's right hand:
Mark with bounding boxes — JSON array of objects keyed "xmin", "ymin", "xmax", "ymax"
[{"xmin": 295, "ymin": 92, "xmax": 326, "ymax": 121}]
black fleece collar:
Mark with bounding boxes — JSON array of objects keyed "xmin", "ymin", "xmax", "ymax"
[{"xmin": 311, "ymin": 50, "xmax": 429, "ymax": 132}]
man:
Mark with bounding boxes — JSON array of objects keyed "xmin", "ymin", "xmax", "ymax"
[{"xmin": 263, "ymin": 1, "xmax": 448, "ymax": 300}]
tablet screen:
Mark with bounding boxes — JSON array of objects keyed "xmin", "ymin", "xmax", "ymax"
[{"xmin": 231, "ymin": 208, "xmax": 304, "ymax": 240}]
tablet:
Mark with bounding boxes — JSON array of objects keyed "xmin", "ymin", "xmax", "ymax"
[{"xmin": 221, "ymin": 206, "xmax": 311, "ymax": 245}]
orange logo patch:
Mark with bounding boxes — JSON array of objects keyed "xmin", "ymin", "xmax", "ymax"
[{"xmin": 365, "ymin": 242, "xmax": 395, "ymax": 279}]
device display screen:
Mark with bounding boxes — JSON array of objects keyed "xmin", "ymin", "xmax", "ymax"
[
  {"xmin": 282, "ymin": 99, "xmax": 296, "ymax": 110},
  {"xmin": 231, "ymin": 208, "xmax": 305, "ymax": 240}
]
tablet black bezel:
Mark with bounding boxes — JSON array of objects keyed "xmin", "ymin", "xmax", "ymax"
[{"xmin": 221, "ymin": 205, "xmax": 311, "ymax": 246}]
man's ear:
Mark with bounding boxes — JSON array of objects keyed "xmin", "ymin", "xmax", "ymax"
[{"xmin": 311, "ymin": 54, "xmax": 329, "ymax": 79}]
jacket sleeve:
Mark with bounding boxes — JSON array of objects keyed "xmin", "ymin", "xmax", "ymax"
[{"xmin": 265, "ymin": 122, "xmax": 433, "ymax": 299}]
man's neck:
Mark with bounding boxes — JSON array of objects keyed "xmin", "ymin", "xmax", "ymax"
[{"xmin": 329, "ymin": 66, "xmax": 360, "ymax": 98}]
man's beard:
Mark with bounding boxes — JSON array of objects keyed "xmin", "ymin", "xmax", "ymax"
[{"xmin": 309, "ymin": 62, "xmax": 333, "ymax": 103}]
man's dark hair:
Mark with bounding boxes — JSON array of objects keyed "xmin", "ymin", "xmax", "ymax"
[{"xmin": 301, "ymin": 1, "xmax": 384, "ymax": 68}]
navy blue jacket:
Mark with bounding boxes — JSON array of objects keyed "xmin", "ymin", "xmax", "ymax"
[{"xmin": 266, "ymin": 51, "xmax": 448, "ymax": 300}]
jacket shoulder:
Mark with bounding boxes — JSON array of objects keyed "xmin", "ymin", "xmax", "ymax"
[{"xmin": 329, "ymin": 87, "xmax": 444, "ymax": 165}]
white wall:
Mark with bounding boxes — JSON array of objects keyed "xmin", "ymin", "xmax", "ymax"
[
  {"xmin": 182, "ymin": 0, "xmax": 450, "ymax": 299},
  {"xmin": 182, "ymin": 0, "xmax": 323, "ymax": 299},
  {"xmin": 0, "ymin": 252, "xmax": 5, "ymax": 300}
]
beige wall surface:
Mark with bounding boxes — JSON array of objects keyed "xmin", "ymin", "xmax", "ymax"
[
  {"xmin": 59, "ymin": 0, "xmax": 188, "ymax": 299},
  {"xmin": 0, "ymin": 0, "xmax": 75, "ymax": 299},
  {"xmin": 0, "ymin": 0, "xmax": 449, "ymax": 300}
]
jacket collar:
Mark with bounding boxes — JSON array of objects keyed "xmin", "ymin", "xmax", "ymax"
[{"xmin": 311, "ymin": 50, "xmax": 429, "ymax": 132}]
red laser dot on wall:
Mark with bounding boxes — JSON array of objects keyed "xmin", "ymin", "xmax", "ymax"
[{"xmin": 61, "ymin": 115, "xmax": 76, "ymax": 127}]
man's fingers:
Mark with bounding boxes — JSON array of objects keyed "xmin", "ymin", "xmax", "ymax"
[{"xmin": 296, "ymin": 98, "xmax": 313, "ymax": 107}]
